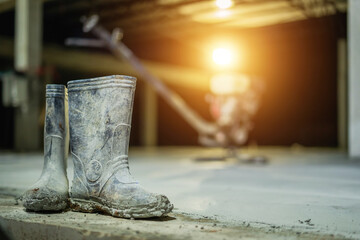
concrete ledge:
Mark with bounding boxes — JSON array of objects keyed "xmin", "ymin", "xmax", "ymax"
[
  {"xmin": 1, "ymin": 149, "xmax": 359, "ymax": 239},
  {"xmin": 0, "ymin": 194, "xmax": 351, "ymax": 240}
]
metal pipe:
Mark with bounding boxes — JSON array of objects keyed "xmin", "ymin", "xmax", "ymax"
[{"xmin": 81, "ymin": 15, "xmax": 218, "ymax": 135}]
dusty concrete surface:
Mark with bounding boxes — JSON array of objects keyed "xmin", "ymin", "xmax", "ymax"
[
  {"xmin": 0, "ymin": 147, "xmax": 359, "ymax": 239},
  {"xmin": 0, "ymin": 195, "xmax": 349, "ymax": 240}
]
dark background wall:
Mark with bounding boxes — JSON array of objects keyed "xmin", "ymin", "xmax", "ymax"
[
  {"xmin": 0, "ymin": 11, "xmax": 346, "ymax": 149},
  {"xmin": 152, "ymin": 16, "xmax": 345, "ymax": 147}
]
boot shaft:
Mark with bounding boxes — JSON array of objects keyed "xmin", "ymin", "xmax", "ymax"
[
  {"xmin": 45, "ymin": 85, "xmax": 67, "ymax": 136},
  {"xmin": 68, "ymin": 75, "xmax": 136, "ymax": 196},
  {"xmin": 22, "ymin": 84, "xmax": 70, "ymax": 212},
  {"xmin": 43, "ymin": 84, "xmax": 68, "ymax": 175}
]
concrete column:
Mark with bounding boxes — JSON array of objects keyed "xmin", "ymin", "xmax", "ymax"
[
  {"xmin": 337, "ymin": 39, "xmax": 347, "ymax": 150},
  {"xmin": 139, "ymin": 83, "xmax": 158, "ymax": 147},
  {"xmin": 14, "ymin": 0, "xmax": 43, "ymax": 151},
  {"xmin": 15, "ymin": 0, "xmax": 42, "ymax": 73},
  {"xmin": 348, "ymin": 0, "xmax": 360, "ymax": 158}
]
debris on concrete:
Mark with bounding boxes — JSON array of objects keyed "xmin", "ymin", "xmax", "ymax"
[
  {"xmin": 0, "ymin": 194, "xmax": 353, "ymax": 240},
  {"xmin": 1, "ymin": 148, "xmax": 360, "ymax": 239}
]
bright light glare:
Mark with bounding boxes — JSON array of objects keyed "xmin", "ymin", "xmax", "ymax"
[
  {"xmin": 215, "ymin": 0, "xmax": 233, "ymax": 9},
  {"xmin": 215, "ymin": 10, "xmax": 231, "ymax": 18},
  {"xmin": 211, "ymin": 73, "xmax": 250, "ymax": 94},
  {"xmin": 212, "ymin": 47, "xmax": 233, "ymax": 66}
]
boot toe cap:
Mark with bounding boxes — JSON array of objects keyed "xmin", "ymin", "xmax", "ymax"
[
  {"xmin": 100, "ymin": 181, "xmax": 174, "ymax": 218},
  {"xmin": 22, "ymin": 187, "xmax": 68, "ymax": 211}
]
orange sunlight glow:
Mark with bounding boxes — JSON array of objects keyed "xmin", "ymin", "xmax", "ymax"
[
  {"xmin": 214, "ymin": 9, "xmax": 231, "ymax": 18},
  {"xmin": 210, "ymin": 73, "xmax": 250, "ymax": 94},
  {"xmin": 215, "ymin": 0, "xmax": 233, "ymax": 9},
  {"xmin": 212, "ymin": 47, "xmax": 233, "ymax": 66}
]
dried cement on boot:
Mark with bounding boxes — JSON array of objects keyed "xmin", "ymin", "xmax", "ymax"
[
  {"xmin": 68, "ymin": 75, "xmax": 173, "ymax": 218},
  {"xmin": 22, "ymin": 188, "xmax": 68, "ymax": 211},
  {"xmin": 22, "ymin": 85, "xmax": 69, "ymax": 212}
]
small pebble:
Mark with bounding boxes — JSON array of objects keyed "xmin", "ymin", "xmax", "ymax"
[
  {"xmin": 200, "ymin": 226, "xmax": 204, "ymax": 230},
  {"xmin": 213, "ymin": 223, "xmax": 217, "ymax": 227},
  {"xmin": 195, "ymin": 225, "xmax": 198, "ymax": 228}
]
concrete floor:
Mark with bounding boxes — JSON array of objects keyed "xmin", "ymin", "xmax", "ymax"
[{"xmin": 0, "ymin": 147, "xmax": 359, "ymax": 239}]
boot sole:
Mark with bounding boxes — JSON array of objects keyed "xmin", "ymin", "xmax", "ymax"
[
  {"xmin": 70, "ymin": 197, "xmax": 173, "ymax": 219},
  {"xmin": 23, "ymin": 197, "xmax": 68, "ymax": 212}
]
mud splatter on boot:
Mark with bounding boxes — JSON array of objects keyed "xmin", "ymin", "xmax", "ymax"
[
  {"xmin": 22, "ymin": 84, "xmax": 69, "ymax": 211},
  {"xmin": 68, "ymin": 75, "xmax": 173, "ymax": 218}
]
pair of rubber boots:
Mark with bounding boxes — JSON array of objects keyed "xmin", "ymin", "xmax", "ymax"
[{"xmin": 22, "ymin": 75, "xmax": 173, "ymax": 218}]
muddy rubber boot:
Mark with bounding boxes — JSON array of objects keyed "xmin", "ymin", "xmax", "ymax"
[
  {"xmin": 67, "ymin": 75, "xmax": 173, "ymax": 219},
  {"xmin": 22, "ymin": 84, "xmax": 69, "ymax": 211}
]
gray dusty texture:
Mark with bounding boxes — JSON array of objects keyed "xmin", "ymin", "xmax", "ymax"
[
  {"xmin": 0, "ymin": 147, "xmax": 359, "ymax": 239},
  {"xmin": 21, "ymin": 84, "xmax": 69, "ymax": 211},
  {"xmin": 0, "ymin": 194, "xmax": 350, "ymax": 240},
  {"xmin": 67, "ymin": 75, "xmax": 173, "ymax": 219}
]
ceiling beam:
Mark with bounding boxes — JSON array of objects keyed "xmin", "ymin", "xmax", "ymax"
[
  {"xmin": 0, "ymin": 36, "xmax": 211, "ymax": 90},
  {"xmin": 0, "ymin": 0, "xmax": 55, "ymax": 13},
  {"xmin": 0, "ymin": 0, "xmax": 14, "ymax": 13}
]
